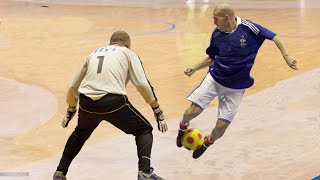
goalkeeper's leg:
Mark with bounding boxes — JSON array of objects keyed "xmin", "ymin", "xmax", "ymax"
[{"xmin": 56, "ymin": 109, "xmax": 101, "ymax": 176}]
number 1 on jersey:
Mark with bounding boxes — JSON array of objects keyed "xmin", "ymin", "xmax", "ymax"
[{"xmin": 97, "ymin": 56, "xmax": 104, "ymax": 73}]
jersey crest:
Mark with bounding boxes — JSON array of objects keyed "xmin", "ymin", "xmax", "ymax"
[{"xmin": 240, "ymin": 34, "xmax": 247, "ymax": 48}]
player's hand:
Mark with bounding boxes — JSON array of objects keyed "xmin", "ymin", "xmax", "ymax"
[
  {"xmin": 284, "ymin": 55, "xmax": 298, "ymax": 70},
  {"xmin": 184, "ymin": 68, "xmax": 195, "ymax": 76},
  {"xmin": 152, "ymin": 106, "xmax": 168, "ymax": 133},
  {"xmin": 62, "ymin": 106, "xmax": 77, "ymax": 128}
]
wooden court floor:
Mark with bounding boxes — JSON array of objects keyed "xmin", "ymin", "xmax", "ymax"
[{"xmin": 0, "ymin": 0, "xmax": 319, "ymax": 179}]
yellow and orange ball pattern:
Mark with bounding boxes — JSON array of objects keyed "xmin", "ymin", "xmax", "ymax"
[{"xmin": 182, "ymin": 128, "xmax": 204, "ymax": 150}]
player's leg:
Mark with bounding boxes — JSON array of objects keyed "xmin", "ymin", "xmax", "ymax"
[
  {"xmin": 106, "ymin": 96, "xmax": 164, "ymax": 180},
  {"xmin": 210, "ymin": 119, "xmax": 230, "ymax": 141},
  {"xmin": 193, "ymin": 85, "xmax": 245, "ymax": 159},
  {"xmin": 176, "ymin": 103, "xmax": 203, "ymax": 147},
  {"xmin": 54, "ymin": 95, "xmax": 102, "ymax": 178},
  {"xmin": 192, "ymin": 120, "xmax": 229, "ymax": 159},
  {"xmin": 177, "ymin": 73, "xmax": 217, "ymax": 147}
]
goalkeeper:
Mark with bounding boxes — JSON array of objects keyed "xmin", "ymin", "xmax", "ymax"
[{"xmin": 53, "ymin": 30, "xmax": 167, "ymax": 180}]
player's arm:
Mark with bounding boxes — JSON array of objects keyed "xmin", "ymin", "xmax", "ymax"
[
  {"xmin": 128, "ymin": 50, "xmax": 167, "ymax": 132},
  {"xmin": 272, "ymin": 35, "xmax": 298, "ymax": 70},
  {"xmin": 62, "ymin": 59, "xmax": 88, "ymax": 128},
  {"xmin": 66, "ymin": 59, "xmax": 88, "ymax": 107},
  {"xmin": 128, "ymin": 56, "xmax": 157, "ymax": 105},
  {"xmin": 185, "ymin": 30, "xmax": 216, "ymax": 77},
  {"xmin": 251, "ymin": 21, "xmax": 298, "ymax": 70},
  {"xmin": 184, "ymin": 56, "xmax": 214, "ymax": 76}
]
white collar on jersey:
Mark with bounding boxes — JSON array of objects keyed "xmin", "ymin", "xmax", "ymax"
[{"xmin": 224, "ymin": 16, "xmax": 242, "ymax": 34}]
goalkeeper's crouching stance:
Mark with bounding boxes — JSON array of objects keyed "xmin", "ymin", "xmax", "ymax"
[{"xmin": 53, "ymin": 30, "xmax": 167, "ymax": 180}]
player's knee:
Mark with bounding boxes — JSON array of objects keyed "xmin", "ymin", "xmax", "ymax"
[
  {"xmin": 184, "ymin": 106, "xmax": 202, "ymax": 118},
  {"xmin": 135, "ymin": 132, "xmax": 153, "ymax": 147},
  {"xmin": 74, "ymin": 129, "xmax": 92, "ymax": 141},
  {"xmin": 216, "ymin": 120, "xmax": 230, "ymax": 129}
]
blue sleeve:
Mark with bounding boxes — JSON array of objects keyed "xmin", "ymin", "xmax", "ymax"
[
  {"xmin": 252, "ymin": 22, "xmax": 277, "ymax": 40},
  {"xmin": 206, "ymin": 30, "xmax": 218, "ymax": 59}
]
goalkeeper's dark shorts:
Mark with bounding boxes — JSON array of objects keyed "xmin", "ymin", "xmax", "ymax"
[{"xmin": 78, "ymin": 93, "xmax": 153, "ymax": 136}]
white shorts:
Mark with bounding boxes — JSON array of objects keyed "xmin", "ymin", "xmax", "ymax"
[{"xmin": 186, "ymin": 73, "xmax": 245, "ymax": 122}]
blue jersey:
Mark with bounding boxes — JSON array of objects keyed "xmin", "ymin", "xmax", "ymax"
[{"xmin": 206, "ymin": 17, "xmax": 276, "ymax": 89}]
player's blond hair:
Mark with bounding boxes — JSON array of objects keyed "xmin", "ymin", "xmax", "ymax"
[
  {"xmin": 110, "ymin": 30, "xmax": 131, "ymax": 44},
  {"xmin": 214, "ymin": 4, "xmax": 235, "ymax": 17}
]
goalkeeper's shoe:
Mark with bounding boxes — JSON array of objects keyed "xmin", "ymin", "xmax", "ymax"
[
  {"xmin": 53, "ymin": 171, "xmax": 66, "ymax": 180},
  {"xmin": 138, "ymin": 168, "xmax": 164, "ymax": 180}
]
